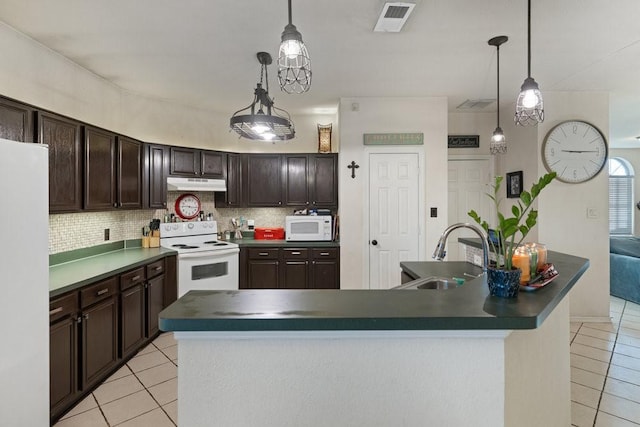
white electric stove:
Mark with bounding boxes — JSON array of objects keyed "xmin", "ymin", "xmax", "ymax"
[{"xmin": 159, "ymin": 221, "xmax": 239, "ymax": 297}]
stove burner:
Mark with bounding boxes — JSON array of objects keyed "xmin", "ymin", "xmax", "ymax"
[
  {"xmin": 204, "ymin": 241, "xmax": 228, "ymax": 246},
  {"xmin": 172, "ymin": 244, "xmax": 199, "ymax": 249}
]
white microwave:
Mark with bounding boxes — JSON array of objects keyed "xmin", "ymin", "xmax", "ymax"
[{"xmin": 285, "ymin": 215, "xmax": 333, "ymax": 241}]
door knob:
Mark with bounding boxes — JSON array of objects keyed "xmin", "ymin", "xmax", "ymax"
[{"xmin": 371, "ymin": 240, "xmax": 378, "ymax": 246}]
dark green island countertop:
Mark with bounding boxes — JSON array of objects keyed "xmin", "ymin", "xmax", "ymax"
[
  {"xmin": 160, "ymin": 250, "xmax": 589, "ymax": 332},
  {"xmin": 50, "ymin": 242, "xmax": 177, "ymax": 297}
]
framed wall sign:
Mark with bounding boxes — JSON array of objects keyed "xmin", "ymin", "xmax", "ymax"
[
  {"xmin": 447, "ymin": 135, "xmax": 479, "ymax": 148},
  {"xmin": 506, "ymin": 171, "xmax": 523, "ymax": 198},
  {"xmin": 363, "ymin": 133, "xmax": 423, "ymax": 145}
]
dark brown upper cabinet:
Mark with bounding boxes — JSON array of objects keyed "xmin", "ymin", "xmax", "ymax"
[
  {"xmin": 309, "ymin": 154, "xmax": 338, "ymax": 208},
  {"xmin": 144, "ymin": 143, "xmax": 169, "ymax": 209},
  {"xmin": 245, "ymin": 154, "xmax": 283, "ymax": 207},
  {"xmin": 169, "ymin": 147, "xmax": 225, "ymax": 178},
  {"xmin": 38, "ymin": 111, "xmax": 83, "ymax": 213},
  {"xmin": 283, "ymin": 153, "xmax": 338, "ymax": 209},
  {"xmin": 214, "ymin": 152, "xmax": 242, "ymax": 207},
  {"xmin": 84, "ymin": 126, "xmax": 117, "ymax": 210},
  {"xmin": 117, "ymin": 136, "xmax": 143, "ymax": 209},
  {"xmin": 0, "ymin": 96, "xmax": 34, "ymax": 142},
  {"xmin": 84, "ymin": 127, "xmax": 142, "ymax": 210}
]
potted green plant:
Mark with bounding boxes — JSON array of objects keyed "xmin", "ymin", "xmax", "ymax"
[{"xmin": 468, "ymin": 171, "xmax": 556, "ymax": 297}]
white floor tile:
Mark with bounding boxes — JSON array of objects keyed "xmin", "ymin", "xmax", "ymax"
[
  {"xmin": 60, "ymin": 394, "xmax": 98, "ymax": 420},
  {"xmin": 574, "ymin": 334, "xmax": 616, "ymax": 351},
  {"xmin": 572, "ymin": 382, "xmax": 602, "ymax": 409},
  {"xmin": 127, "ymin": 350, "xmax": 171, "ymax": 373},
  {"xmin": 615, "ymin": 342, "xmax": 640, "ymax": 358},
  {"xmin": 54, "ymin": 408, "xmax": 108, "ymax": 427},
  {"xmin": 148, "ymin": 378, "xmax": 178, "ymax": 406},
  {"xmin": 599, "ymin": 393, "xmax": 640, "ymax": 424},
  {"xmin": 136, "ymin": 361, "xmax": 177, "ymax": 388},
  {"xmin": 93, "ymin": 374, "xmax": 144, "ymax": 406},
  {"xmin": 572, "ymin": 401, "xmax": 597, "ymax": 427},
  {"xmin": 611, "ymin": 353, "xmax": 640, "ymax": 372},
  {"xmin": 605, "ymin": 378, "xmax": 640, "ymax": 404},
  {"xmin": 163, "ymin": 400, "xmax": 178, "ymax": 425},
  {"xmin": 580, "ymin": 325, "xmax": 618, "ymax": 343},
  {"xmin": 595, "ymin": 411, "xmax": 640, "ymax": 426},
  {"xmin": 153, "ymin": 333, "xmax": 177, "ymax": 350},
  {"xmin": 572, "ymin": 342, "xmax": 613, "ymax": 363},
  {"xmin": 608, "ymin": 364, "xmax": 640, "ymax": 387},
  {"xmin": 115, "ymin": 407, "xmax": 175, "ymax": 427},
  {"xmin": 571, "ymin": 353, "xmax": 610, "ymax": 376},
  {"xmin": 572, "ymin": 367, "xmax": 606, "ymax": 390},
  {"xmin": 103, "ymin": 364, "xmax": 133, "ymax": 383},
  {"xmin": 100, "ymin": 390, "xmax": 159, "ymax": 426}
]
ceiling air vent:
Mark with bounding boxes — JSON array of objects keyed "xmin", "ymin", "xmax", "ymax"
[
  {"xmin": 456, "ymin": 99, "xmax": 496, "ymax": 110},
  {"xmin": 374, "ymin": 2, "xmax": 416, "ymax": 32}
]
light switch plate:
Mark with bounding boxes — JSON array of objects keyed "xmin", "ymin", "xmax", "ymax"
[{"xmin": 587, "ymin": 207, "xmax": 598, "ymax": 219}]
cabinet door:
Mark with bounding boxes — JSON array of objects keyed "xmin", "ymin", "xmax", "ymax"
[
  {"xmin": 245, "ymin": 154, "xmax": 283, "ymax": 207},
  {"xmin": 0, "ymin": 96, "xmax": 34, "ymax": 142},
  {"xmin": 215, "ymin": 153, "xmax": 243, "ymax": 207},
  {"xmin": 84, "ymin": 126, "xmax": 117, "ymax": 210},
  {"xmin": 146, "ymin": 144, "xmax": 169, "ymax": 209},
  {"xmin": 117, "ymin": 136, "xmax": 143, "ymax": 209},
  {"xmin": 81, "ymin": 296, "xmax": 119, "ymax": 389},
  {"xmin": 120, "ymin": 283, "xmax": 145, "ymax": 358},
  {"xmin": 310, "ymin": 248, "xmax": 340, "ymax": 289},
  {"xmin": 281, "ymin": 248, "xmax": 309, "ymax": 289},
  {"xmin": 201, "ymin": 150, "xmax": 226, "ymax": 178},
  {"xmin": 50, "ymin": 316, "xmax": 78, "ymax": 419},
  {"xmin": 284, "ymin": 154, "xmax": 310, "ymax": 207},
  {"xmin": 163, "ymin": 255, "xmax": 178, "ymax": 308},
  {"xmin": 170, "ymin": 147, "xmax": 199, "ymax": 176},
  {"xmin": 309, "ymin": 154, "xmax": 338, "ymax": 208},
  {"xmin": 146, "ymin": 275, "xmax": 165, "ymax": 338},
  {"xmin": 39, "ymin": 112, "xmax": 83, "ymax": 213},
  {"xmin": 247, "ymin": 260, "xmax": 280, "ymax": 289}
]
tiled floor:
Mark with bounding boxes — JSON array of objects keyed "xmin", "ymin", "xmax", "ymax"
[
  {"xmin": 571, "ymin": 296, "xmax": 640, "ymax": 426},
  {"xmin": 54, "ymin": 333, "xmax": 178, "ymax": 427},
  {"xmin": 55, "ymin": 296, "xmax": 640, "ymax": 427}
]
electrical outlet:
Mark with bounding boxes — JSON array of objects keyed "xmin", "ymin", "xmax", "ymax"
[
  {"xmin": 104, "ymin": 228, "xmax": 110, "ymax": 241},
  {"xmin": 587, "ymin": 207, "xmax": 598, "ymax": 219},
  {"xmin": 473, "ymin": 254, "xmax": 482, "ymax": 266}
]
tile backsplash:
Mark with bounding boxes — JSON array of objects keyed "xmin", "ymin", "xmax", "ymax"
[{"xmin": 48, "ymin": 192, "xmax": 298, "ymax": 254}]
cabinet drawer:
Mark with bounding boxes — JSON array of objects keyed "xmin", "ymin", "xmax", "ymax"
[
  {"xmin": 81, "ymin": 277, "xmax": 118, "ymax": 308},
  {"xmin": 282, "ymin": 248, "xmax": 308, "ymax": 260},
  {"xmin": 146, "ymin": 259, "xmax": 165, "ymax": 279},
  {"xmin": 120, "ymin": 267, "xmax": 146, "ymax": 291},
  {"xmin": 49, "ymin": 292, "xmax": 78, "ymax": 323},
  {"xmin": 312, "ymin": 248, "xmax": 338, "ymax": 259},
  {"xmin": 248, "ymin": 248, "xmax": 280, "ymax": 260}
]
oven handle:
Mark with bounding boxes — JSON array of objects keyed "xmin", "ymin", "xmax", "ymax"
[{"xmin": 178, "ymin": 248, "xmax": 240, "ymax": 259}]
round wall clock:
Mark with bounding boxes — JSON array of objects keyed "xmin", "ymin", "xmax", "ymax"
[
  {"xmin": 542, "ymin": 120, "xmax": 608, "ymax": 184},
  {"xmin": 174, "ymin": 193, "xmax": 201, "ymax": 220}
]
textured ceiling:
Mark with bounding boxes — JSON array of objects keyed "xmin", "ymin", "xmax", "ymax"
[{"xmin": 0, "ymin": 0, "xmax": 639, "ymax": 147}]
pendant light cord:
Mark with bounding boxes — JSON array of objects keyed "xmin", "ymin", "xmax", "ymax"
[
  {"xmin": 288, "ymin": 0, "xmax": 293, "ymax": 25},
  {"xmin": 496, "ymin": 44, "xmax": 500, "ymax": 128},
  {"xmin": 527, "ymin": 0, "xmax": 531, "ymax": 78}
]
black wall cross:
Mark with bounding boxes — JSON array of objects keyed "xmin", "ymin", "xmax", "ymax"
[{"xmin": 347, "ymin": 161, "xmax": 360, "ymax": 178}]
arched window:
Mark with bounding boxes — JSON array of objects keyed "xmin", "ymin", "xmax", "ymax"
[{"xmin": 609, "ymin": 157, "xmax": 635, "ymax": 235}]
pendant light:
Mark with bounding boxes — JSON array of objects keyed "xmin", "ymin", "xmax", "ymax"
[
  {"xmin": 230, "ymin": 52, "xmax": 295, "ymax": 141},
  {"xmin": 514, "ymin": 0, "xmax": 544, "ymax": 125},
  {"xmin": 489, "ymin": 35, "xmax": 508, "ymax": 155},
  {"xmin": 277, "ymin": 0, "xmax": 311, "ymax": 94}
]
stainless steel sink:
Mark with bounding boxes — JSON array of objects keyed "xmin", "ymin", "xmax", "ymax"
[{"xmin": 394, "ymin": 276, "xmax": 463, "ymax": 290}]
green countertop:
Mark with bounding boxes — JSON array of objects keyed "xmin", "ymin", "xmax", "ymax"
[
  {"xmin": 159, "ymin": 250, "xmax": 589, "ymax": 332},
  {"xmin": 228, "ymin": 239, "xmax": 339, "ymax": 248},
  {"xmin": 50, "ymin": 245, "xmax": 177, "ymax": 297}
]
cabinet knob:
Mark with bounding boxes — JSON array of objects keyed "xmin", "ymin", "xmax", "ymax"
[
  {"xmin": 49, "ymin": 307, "xmax": 63, "ymax": 316},
  {"xmin": 83, "ymin": 313, "xmax": 89, "ymax": 320},
  {"xmin": 278, "ymin": 201, "xmax": 282, "ymax": 205},
  {"xmin": 113, "ymin": 203, "xmax": 118, "ymax": 207},
  {"xmin": 371, "ymin": 240, "xmax": 378, "ymax": 246}
]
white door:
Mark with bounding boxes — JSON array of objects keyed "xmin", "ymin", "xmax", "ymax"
[
  {"xmin": 369, "ymin": 153, "xmax": 420, "ymax": 289},
  {"xmin": 447, "ymin": 158, "xmax": 492, "ymax": 261}
]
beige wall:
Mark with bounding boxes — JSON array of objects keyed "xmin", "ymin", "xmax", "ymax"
[
  {"xmin": 610, "ymin": 148, "xmax": 640, "ymax": 236},
  {"xmin": 338, "ymin": 97, "xmax": 448, "ymax": 289}
]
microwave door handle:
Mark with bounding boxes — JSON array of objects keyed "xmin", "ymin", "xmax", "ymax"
[{"xmin": 178, "ymin": 248, "xmax": 240, "ymax": 259}]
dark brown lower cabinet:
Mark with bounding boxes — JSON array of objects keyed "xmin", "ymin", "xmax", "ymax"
[
  {"xmin": 81, "ymin": 294, "xmax": 119, "ymax": 389},
  {"xmin": 241, "ymin": 246, "xmax": 340, "ymax": 289},
  {"xmin": 146, "ymin": 275, "xmax": 165, "ymax": 337},
  {"xmin": 50, "ymin": 256, "xmax": 177, "ymax": 424}
]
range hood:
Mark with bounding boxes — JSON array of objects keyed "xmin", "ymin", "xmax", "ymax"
[{"xmin": 166, "ymin": 176, "xmax": 226, "ymax": 192}]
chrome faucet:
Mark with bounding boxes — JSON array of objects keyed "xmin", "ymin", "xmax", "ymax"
[{"xmin": 433, "ymin": 222, "xmax": 489, "ymax": 272}]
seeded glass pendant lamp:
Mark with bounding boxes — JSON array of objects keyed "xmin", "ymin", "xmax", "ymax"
[
  {"xmin": 489, "ymin": 35, "xmax": 508, "ymax": 155},
  {"xmin": 277, "ymin": 0, "xmax": 311, "ymax": 94},
  {"xmin": 230, "ymin": 52, "xmax": 295, "ymax": 141},
  {"xmin": 514, "ymin": 0, "xmax": 544, "ymax": 125}
]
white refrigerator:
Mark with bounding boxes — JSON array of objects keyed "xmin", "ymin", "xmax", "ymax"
[{"xmin": 0, "ymin": 139, "xmax": 49, "ymax": 425}]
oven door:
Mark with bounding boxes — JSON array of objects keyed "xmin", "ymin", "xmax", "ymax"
[{"xmin": 177, "ymin": 248, "xmax": 239, "ymax": 297}]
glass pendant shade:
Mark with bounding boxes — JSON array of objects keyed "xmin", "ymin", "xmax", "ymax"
[
  {"xmin": 230, "ymin": 52, "xmax": 295, "ymax": 141},
  {"xmin": 277, "ymin": 0, "xmax": 311, "ymax": 94},
  {"xmin": 488, "ymin": 35, "xmax": 508, "ymax": 155}
]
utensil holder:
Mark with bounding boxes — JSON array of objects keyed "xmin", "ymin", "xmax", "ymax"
[
  {"xmin": 141, "ymin": 236, "xmax": 150, "ymax": 248},
  {"xmin": 149, "ymin": 236, "xmax": 160, "ymax": 248}
]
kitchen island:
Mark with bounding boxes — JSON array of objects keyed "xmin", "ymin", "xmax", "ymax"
[{"xmin": 160, "ymin": 250, "xmax": 588, "ymax": 427}]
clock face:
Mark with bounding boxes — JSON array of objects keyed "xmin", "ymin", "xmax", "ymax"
[
  {"xmin": 175, "ymin": 193, "xmax": 201, "ymax": 220},
  {"xmin": 542, "ymin": 120, "xmax": 608, "ymax": 184}
]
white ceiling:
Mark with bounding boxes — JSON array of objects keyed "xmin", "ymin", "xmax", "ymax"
[{"xmin": 0, "ymin": 0, "xmax": 639, "ymax": 147}]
